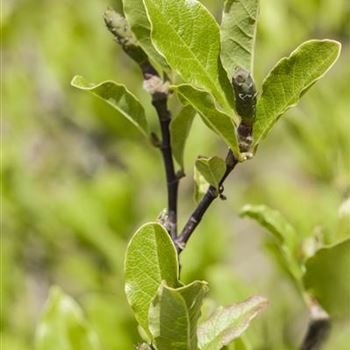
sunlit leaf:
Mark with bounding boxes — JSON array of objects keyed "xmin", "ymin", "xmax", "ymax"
[
  {"xmin": 122, "ymin": 0, "xmax": 168, "ymax": 69},
  {"xmin": 71, "ymin": 75, "xmax": 149, "ymax": 136},
  {"xmin": 149, "ymin": 281, "xmax": 208, "ymax": 350},
  {"xmin": 221, "ymin": 0, "xmax": 259, "ymax": 74},
  {"xmin": 197, "ymin": 296, "xmax": 268, "ymax": 350},
  {"xmin": 124, "ymin": 223, "xmax": 179, "ymax": 336},
  {"xmin": 253, "ymin": 40, "xmax": 341, "ymax": 147},
  {"xmin": 143, "ymin": 0, "xmax": 234, "ymax": 112},
  {"xmin": 35, "ymin": 287, "xmax": 100, "ymax": 350}
]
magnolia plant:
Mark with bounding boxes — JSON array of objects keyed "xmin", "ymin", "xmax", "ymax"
[{"xmin": 34, "ymin": 1, "xmax": 349, "ymax": 349}]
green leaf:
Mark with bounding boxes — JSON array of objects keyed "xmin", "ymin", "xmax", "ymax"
[
  {"xmin": 240, "ymin": 204, "xmax": 303, "ymax": 289},
  {"xmin": 143, "ymin": 0, "xmax": 234, "ymax": 112},
  {"xmin": 195, "ymin": 156, "xmax": 226, "ymax": 190},
  {"xmin": 149, "ymin": 281, "xmax": 208, "ymax": 350},
  {"xmin": 170, "ymin": 105, "xmax": 196, "ymax": 170},
  {"xmin": 197, "ymin": 296, "xmax": 268, "ymax": 350},
  {"xmin": 175, "ymin": 85, "xmax": 240, "ymax": 158},
  {"xmin": 240, "ymin": 204, "xmax": 297, "ymax": 250},
  {"xmin": 220, "ymin": 0, "xmax": 259, "ymax": 74},
  {"xmin": 71, "ymin": 75, "xmax": 148, "ymax": 136},
  {"xmin": 122, "ymin": 0, "xmax": 168, "ymax": 69},
  {"xmin": 35, "ymin": 287, "xmax": 100, "ymax": 350},
  {"xmin": 253, "ymin": 40, "xmax": 341, "ymax": 147},
  {"xmin": 194, "ymin": 166, "xmax": 210, "ymax": 203},
  {"xmin": 124, "ymin": 222, "xmax": 179, "ymax": 336},
  {"xmin": 303, "ymin": 239, "xmax": 350, "ymax": 320}
]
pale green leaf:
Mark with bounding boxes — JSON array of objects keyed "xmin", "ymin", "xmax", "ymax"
[
  {"xmin": 35, "ymin": 287, "xmax": 100, "ymax": 350},
  {"xmin": 195, "ymin": 156, "xmax": 226, "ymax": 190},
  {"xmin": 149, "ymin": 281, "xmax": 208, "ymax": 350},
  {"xmin": 170, "ymin": 105, "xmax": 196, "ymax": 170},
  {"xmin": 122, "ymin": 0, "xmax": 168, "ymax": 69},
  {"xmin": 240, "ymin": 204, "xmax": 303, "ymax": 289},
  {"xmin": 232, "ymin": 337, "xmax": 251, "ymax": 350},
  {"xmin": 175, "ymin": 84, "xmax": 240, "ymax": 158},
  {"xmin": 124, "ymin": 222, "xmax": 179, "ymax": 336},
  {"xmin": 303, "ymin": 238, "xmax": 350, "ymax": 320},
  {"xmin": 197, "ymin": 296, "xmax": 268, "ymax": 350},
  {"xmin": 337, "ymin": 198, "xmax": 350, "ymax": 241},
  {"xmin": 71, "ymin": 75, "xmax": 148, "ymax": 136},
  {"xmin": 143, "ymin": 0, "xmax": 234, "ymax": 112},
  {"xmin": 221, "ymin": 0, "xmax": 259, "ymax": 74},
  {"xmin": 253, "ymin": 40, "xmax": 341, "ymax": 147},
  {"xmin": 239, "ymin": 204, "xmax": 297, "ymax": 250},
  {"xmin": 194, "ymin": 166, "xmax": 210, "ymax": 203}
]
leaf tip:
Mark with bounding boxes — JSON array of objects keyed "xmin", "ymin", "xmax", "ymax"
[{"xmin": 70, "ymin": 75, "xmax": 85, "ymax": 88}]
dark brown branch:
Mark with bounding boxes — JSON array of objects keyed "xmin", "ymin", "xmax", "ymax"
[
  {"xmin": 300, "ymin": 300, "xmax": 331, "ymax": 350},
  {"xmin": 104, "ymin": 8, "xmax": 179, "ymax": 238},
  {"xmin": 176, "ymin": 150, "xmax": 238, "ymax": 252},
  {"xmin": 141, "ymin": 62, "xmax": 179, "ymax": 238},
  {"xmin": 148, "ymin": 82, "xmax": 179, "ymax": 237}
]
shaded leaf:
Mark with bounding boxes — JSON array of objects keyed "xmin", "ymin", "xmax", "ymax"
[
  {"xmin": 35, "ymin": 287, "xmax": 100, "ymax": 350},
  {"xmin": 170, "ymin": 105, "xmax": 196, "ymax": 170},
  {"xmin": 240, "ymin": 204, "xmax": 297, "ymax": 250},
  {"xmin": 71, "ymin": 75, "xmax": 148, "ymax": 136},
  {"xmin": 253, "ymin": 40, "xmax": 341, "ymax": 147},
  {"xmin": 124, "ymin": 223, "xmax": 179, "ymax": 336},
  {"xmin": 143, "ymin": 0, "xmax": 234, "ymax": 112},
  {"xmin": 195, "ymin": 156, "xmax": 226, "ymax": 190},
  {"xmin": 122, "ymin": 0, "xmax": 168, "ymax": 69},
  {"xmin": 149, "ymin": 281, "xmax": 208, "ymax": 350},
  {"xmin": 221, "ymin": 0, "xmax": 259, "ymax": 74},
  {"xmin": 175, "ymin": 84, "xmax": 240, "ymax": 158},
  {"xmin": 303, "ymin": 239, "xmax": 350, "ymax": 320},
  {"xmin": 197, "ymin": 296, "xmax": 268, "ymax": 350},
  {"xmin": 240, "ymin": 204, "xmax": 303, "ymax": 289}
]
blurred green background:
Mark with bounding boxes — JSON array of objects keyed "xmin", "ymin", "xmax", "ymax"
[{"xmin": 2, "ymin": 0, "xmax": 349, "ymax": 349}]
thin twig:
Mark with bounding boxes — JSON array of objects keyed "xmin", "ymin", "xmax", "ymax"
[
  {"xmin": 142, "ymin": 65, "xmax": 179, "ymax": 238},
  {"xmin": 176, "ymin": 150, "xmax": 238, "ymax": 252},
  {"xmin": 104, "ymin": 9, "xmax": 179, "ymax": 238}
]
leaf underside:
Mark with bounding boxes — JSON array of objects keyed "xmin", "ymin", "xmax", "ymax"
[
  {"xmin": 220, "ymin": 0, "xmax": 259, "ymax": 75},
  {"xmin": 71, "ymin": 75, "xmax": 149, "ymax": 136},
  {"xmin": 149, "ymin": 281, "xmax": 208, "ymax": 350}
]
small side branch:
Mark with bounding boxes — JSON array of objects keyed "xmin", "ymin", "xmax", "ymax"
[
  {"xmin": 300, "ymin": 299, "xmax": 331, "ymax": 350},
  {"xmin": 176, "ymin": 150, "xmax": 238, "ymax": 252}
]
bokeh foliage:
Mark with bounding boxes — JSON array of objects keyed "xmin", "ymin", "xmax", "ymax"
[{"xmin": 3, "ymin": 0, "xmax": 349, "ymax": 349}]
